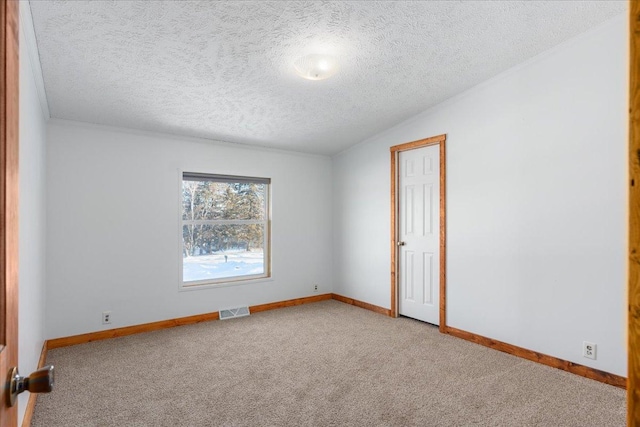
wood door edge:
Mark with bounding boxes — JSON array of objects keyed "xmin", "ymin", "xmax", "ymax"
[
  {"xmin": 0, "ymin": 0, "xmax": 19, "ymax": 424},
  {"xmin": 630, "ymin": 0, "xmax": 640, "ymax": 423},
  {"xmin": 390, "ymin": 150, "xmax": 398, "ymax": 317}
]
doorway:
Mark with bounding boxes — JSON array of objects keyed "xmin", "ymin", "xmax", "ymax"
[{"xmin": 390, "ymin": 135, "xmax": 446, "ymax": 330}]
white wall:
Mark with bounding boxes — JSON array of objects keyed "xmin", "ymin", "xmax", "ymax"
[
  {"xmin": 45, "ymin": 121, "xmax": 332, "ymax": 338},
  {"xmin": 333, "ymin": 14, "xmax": 627, "ymax": 376},
  {"xmin": 18, "ymin": 12, "xmax": 48, "ymax": 425}
]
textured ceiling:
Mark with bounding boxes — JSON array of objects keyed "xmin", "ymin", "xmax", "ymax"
[{"xmin": 29, "ymin": 1, "xmax": 626, "ymax": 155}]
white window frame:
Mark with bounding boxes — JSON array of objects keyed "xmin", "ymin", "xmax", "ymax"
[{"xmin": 179, "ymin": 171, "xmax": 271, "ymax": 289}]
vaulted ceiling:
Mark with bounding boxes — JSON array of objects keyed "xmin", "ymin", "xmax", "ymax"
[{"xmin": 28, "ymin": 1, "xmax": 626, "ymax": 155}]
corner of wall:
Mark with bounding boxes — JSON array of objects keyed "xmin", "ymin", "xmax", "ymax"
[
  {"xmin": 19, "ymin": 0, "xmax": 50, "ymax": 120},
  {"xmin": 18, "ymin": 3, "xmax": 49, "ymax": 424}
]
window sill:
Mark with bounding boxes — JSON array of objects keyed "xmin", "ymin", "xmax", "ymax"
[{"xmin": 179, "ymin": 276, "xmax": 274, "ymax": 292}]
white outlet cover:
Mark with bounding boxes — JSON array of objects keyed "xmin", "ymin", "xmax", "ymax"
[
  {"xmin": 102, "ymin": 311, "xmax": 112, "ymax": 324},
  {"xmin": 583, "ymin": 341, "xmax": 597, "ymax": 360}
]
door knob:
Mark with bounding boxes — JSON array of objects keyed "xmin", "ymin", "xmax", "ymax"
[
  {"xmin": 397, "ymin": 241, "xmax": 406, "ymax": 246},
  {"xmin": 7, "ymin": 365, "xmax": 54, "ymax": 406}
]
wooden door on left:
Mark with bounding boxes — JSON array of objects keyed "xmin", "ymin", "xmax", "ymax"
[{"xmin": 0, "ymin": 0, "xmax": 20, "ymax": 425}]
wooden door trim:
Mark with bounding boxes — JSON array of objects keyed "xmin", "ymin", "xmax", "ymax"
[
  {"xmin": 390, "ymin": 134, "xmax": 446, "ymax": 331},
  {"xmin": 0, "ymin": 0, "xmax": 19, "ymax": 424},
  {"xmin": 630, "ymin": 0, "xmax": 640, "ymax": 424}
]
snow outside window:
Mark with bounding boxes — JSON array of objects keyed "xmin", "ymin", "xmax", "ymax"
[{"xmin": 181, "ymin": 173, "xmax": 270, "ymax": 287}]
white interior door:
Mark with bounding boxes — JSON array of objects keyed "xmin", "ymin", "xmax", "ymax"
[{"xmin": 398, "ymin": 144, "xmax": 440, "ymax": 324}]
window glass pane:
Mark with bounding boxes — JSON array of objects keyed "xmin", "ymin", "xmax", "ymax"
[
  {"xmin": 183, "ymin": 224, "xmax": 265, "ymax": 282},
  {"xmin": 182, "ymin": 181, "xmax": 265, "ymax": 221}
]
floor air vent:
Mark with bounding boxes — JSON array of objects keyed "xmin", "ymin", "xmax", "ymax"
[{"xmin": 219, "ymin": 306, "xmax": 250, "ymax": 320}]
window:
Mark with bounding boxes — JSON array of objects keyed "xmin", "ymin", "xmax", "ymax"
[{"xmin": 181, "ymin": 173, "xmax": 270, "ymax": 287}]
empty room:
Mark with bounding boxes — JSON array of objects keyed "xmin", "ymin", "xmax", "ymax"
[{"xmin": 3, "ymin": 0, "xmax": 636, "ymax": 425}]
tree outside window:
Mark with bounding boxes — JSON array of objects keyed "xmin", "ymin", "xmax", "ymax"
[{"xmin": 182, "ymin": 173, "xmax": 270, "ymax": 286}]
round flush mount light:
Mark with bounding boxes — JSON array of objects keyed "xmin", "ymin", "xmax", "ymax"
[{"xmin": 293, "ymin": 54, "xmax": 338, "ymax": 81}]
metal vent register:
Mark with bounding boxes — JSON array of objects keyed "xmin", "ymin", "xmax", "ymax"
[{"xmin": 219, "ymin": 306, "xmax": 250, "ymax": 320}]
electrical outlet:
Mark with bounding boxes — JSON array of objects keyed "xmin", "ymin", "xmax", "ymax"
[
  {"xmin": 583, "ymin": 341, "xmax": 597, "ymax": 360},
  {"xmin": 102, "ymin": 311, "xmax": 112, "ymax": 325},
  {"xmin": 313, "ymin": 284, "xmax": 318, "ymax": 292}
]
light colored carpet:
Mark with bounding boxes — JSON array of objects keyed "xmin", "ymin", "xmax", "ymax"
[{"xmin": 32, "ymin": 300, "xmax": 625, "ymax": 426}]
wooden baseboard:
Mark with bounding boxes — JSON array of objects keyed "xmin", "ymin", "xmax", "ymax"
[
  {"xmin": 47, "ymin": 294, "xmax": 333, "ymax": 349},
  {"xmin": 251, "ymin": 293, "xmax": 331, "ymax": 313},
  {"xmin": 444, "ymin": 326, "xmax": 626, "ymax": 389},
  {"xmin": 42, "ymin": 294, "xmax": 624, "ymax": 391},
  {"xmin": 331, "ymin": 293, "xmax": 392, "ymax": 316},
  {"xmin": 327, "ymin": 297, "xmax": 624, "ymax": 389},
  {"xmin": 21, "ymin": 341, "xmax": 48, "ymax": 427}
]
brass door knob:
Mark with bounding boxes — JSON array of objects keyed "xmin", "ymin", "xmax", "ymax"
[{"xmin": 7, "ymin": 365, "xmax": 54, "ymax": 406}]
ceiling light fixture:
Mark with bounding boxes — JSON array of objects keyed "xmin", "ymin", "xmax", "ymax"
[{"xmin": 294, "ymin": 54, "xmax": 338, "ymax": 81}]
